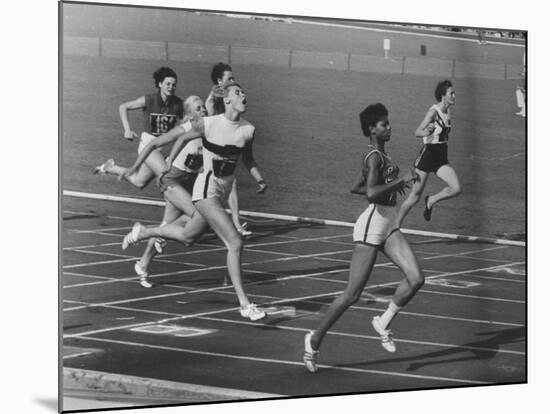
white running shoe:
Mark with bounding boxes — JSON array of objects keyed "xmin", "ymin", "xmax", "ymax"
[
  {"xmin": 93, "ymin": 158, "xmax": 115, "ymax": 175},
  {"xmin": 134, "ymin": 262, "xmax": 152, "ymax": 288},
  {"xmin": 371, "ymin": 316, "xmax": 396, "ymax": 353},
  {"xmin": 303, "ymin": 331, "xmax": 319, "ymax": 373},
  {"xmin": 239, "ymin": 303, "xmax": 266, "ymax": 321},
  {"xmin": 237, "ymin": 222, "xmax": 252, "ymax": 237},
  {"xmin": 153, "ymin": 237, "xmax": 166, "ymax": 254},
  {"xmin": 122, "ymin": 222, "xmax": 143, "ymax": 250}
]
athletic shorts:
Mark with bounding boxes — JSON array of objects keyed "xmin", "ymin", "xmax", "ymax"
[
  {"xmin": 192, "ymin": 170, "xmax": 234, "ymax": 204},
  {"xmin": 353, "ymin": 204, "xmax": 399, "ymax": 247},
  {"xmin": 138, "ymin": 132, "xmax": 157, "ymax": 154},
  {"xmin": 414, "ymin": 143, "xmax": 449, "ymax": 173},
  {"xmin": 158, "ymin": 166, "xmax": 197, "ymax": 194}
]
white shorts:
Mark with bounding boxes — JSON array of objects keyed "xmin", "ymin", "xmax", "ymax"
[
  {"xmin": 138, "ymin": 132, "xmax": 156, "ymax": 154},
  {"xmin": 353, "ymin": 204, "xmax": 399, "ymax": 247},
  {"xmin": 192, "ymin": 170, "xmax": 234, "ymax": 204}
]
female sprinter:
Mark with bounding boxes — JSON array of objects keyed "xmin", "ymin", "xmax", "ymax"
[
  {"xmin": 396, "ymin": 80, "xmax": 461, "ymax": 227},
  {"xmin": 121, "ymin": 81, "xmax": 268, "ymax": 321},
  {"xmin": 303, "ymin": 103, "xmax": 424, "ymax": 373},
  {"xmin": 205, "ymin": 62, "xmax": 266, "ymax": 237},
  {"xmin": 125, "ymin": 95, "xmax": 208, "ymax": 288},
  {"xmin": 94, "ymin": 66, "xmax": 183, "ymax": 188}
]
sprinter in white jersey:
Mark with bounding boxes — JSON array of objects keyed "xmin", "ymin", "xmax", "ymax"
[
  {"xmin": 121, "ymin": 82, "xmax": 268, "ymax": 321},
  {"xmin": 396, "ymin": 80, "xmax": 462, "ymax": 227},
  {"xmin": 205, "ymin": 62, "xmax": 265, "ymax": 239}
]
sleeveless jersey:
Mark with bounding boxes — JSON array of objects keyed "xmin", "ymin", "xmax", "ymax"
[
  {"xmin": 364, "ymin": 148, "xmax": 400, "ymax": 207},
  {"xmin": 143, "ymin": 93, "xmax": 183, "ymax": 136},
  {"xmin": 201, "ymin": 114, "xmax": 255, "ymax": 177},
  {"xmin": 423, "ymin": 104, "xmax": 451, "ymax": 145}
]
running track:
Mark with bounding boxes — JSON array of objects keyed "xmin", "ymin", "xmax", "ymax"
[{"xmin": 62, "ymin": 197, "xmax": 526, "ymax": 410}]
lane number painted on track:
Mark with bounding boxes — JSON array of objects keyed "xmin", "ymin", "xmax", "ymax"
[
  {"xmin": 130, "ymin": 324, "xmax": 215, "ymax": 337},
  {"xmin": 426, "ymin": 279, "xmax": 480, "ymax": 289},
  {"xmin": 488, "ymin": 265, "xmax": 525, "ymax": 276}
]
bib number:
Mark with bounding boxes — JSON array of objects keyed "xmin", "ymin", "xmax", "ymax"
[
  {"xmin": 184, "ymin": 153, "xmax": 203, "ymax": 171},
  {"xmin": 150, "ymin": 113, "xmax": 177, "ymax": 135},
  {"xmin": 212, "ymin": 159, "xmax": 237, "ymax": 177}
]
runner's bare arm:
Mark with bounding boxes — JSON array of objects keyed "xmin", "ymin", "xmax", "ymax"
[
  {"xmin": 242, "ymin": 138, "xmax": 267, "ymax": 194},
  {"xmin": 119, "ymin": 96, "xmax": 146, "ymax": 140},
  {"xmin": 415, "ymin": 108, "xmax": 436, "ymax": 138}
]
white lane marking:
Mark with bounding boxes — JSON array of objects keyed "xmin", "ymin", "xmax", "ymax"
[
  {"xmin": 63, "ymin": 351, "xmax": 94, "ymax": 360},
  {"xmin": 419, "ymin": 289, "xmax": 524, "ymax": 304},
  {"xmin": 69, "ymin": 248, "xmax": 207, "ymax": 268},
  {"xmin": 197, "ymin": 315, "xmax": 525, "ymax": 356},
  {"xmin": 64, "ymin": 259, "xmax": 525, "ymax": 313},
  {"xmin": 64, "ymin": 261, "xmax": 527, "ymax": 339},
  {"xmin": 62, "ymin": 266, "xmax": 345, "ymax": 312},
  {"xmin": 61, "ymin": 234, "xmax": 349, "ymax": 269},
  {"xmin": 66, "ymin": 286, "xmax": 525, "ymax": 330},
  {"xmin": 69, "ymin": 225, "xmax": 134, "ymax": 233},
  {"xmin": 63, "ymin": 306, "xmax": 246, "ymax": 339},
  {"xmin": 462, "ymin": 274, "xmax": 525, "ymax": 283},
  {"xmin": 64, "ymin": 210, "xmax": 160, "ymax": 225},
  {"xmin": 65, "ymin": 242, "xmax": 121, "ymax": 250},
  {"xmin": 74, "ymin": 336, "xmax": 491, "ymax": 385}
]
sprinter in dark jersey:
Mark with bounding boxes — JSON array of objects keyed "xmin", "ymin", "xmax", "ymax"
[
  {"xmin": 93, "ymin": 67, "xmax": 183, "ymax": 282},
  {"xmin": 93, "ymin": 67, "xmax": 183, "ymax": 188},
  {"xmin": 303, "ymin": 103, "xmax": 424, "ymax": 373}
]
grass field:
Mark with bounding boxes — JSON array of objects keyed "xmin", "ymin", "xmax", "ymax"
[{"xmin": 62, "ymin": 55, "xmax": 525, "ymax": 239}]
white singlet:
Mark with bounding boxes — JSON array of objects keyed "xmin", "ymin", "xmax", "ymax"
[
  {"xmin": 192, "ymin": 114, "xmax": 255, "ymax": 203},
  {"xmin": 423, "ymin": 104, "xmax": 451, "ymax": 145}
]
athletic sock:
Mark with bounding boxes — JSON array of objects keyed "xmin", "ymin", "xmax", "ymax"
[{"xmin": 378, "ymin": 301, "xmax": 402, "ymax": 330}]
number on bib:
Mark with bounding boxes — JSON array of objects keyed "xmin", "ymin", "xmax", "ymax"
[
  {"xmin": 184, "ymin": 153, "xmax": 203, "ymax": 171},
  {"xmin": 150, "ymin": 113, "xmax": 177, "ymax": 135},
  {"xmin": 212, "ymin": 159, "xmax": 237, "ymax": 177}
]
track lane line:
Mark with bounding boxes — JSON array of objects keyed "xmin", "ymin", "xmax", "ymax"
[{"xmin": 72, "ymin": 336, "xmax": 492, "ymax": 385}]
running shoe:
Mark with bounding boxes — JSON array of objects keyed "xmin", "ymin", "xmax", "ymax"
[
  {"xmin": 237, "ymin": 222, "xmax": 252, "ymax": 238},
  {"xmin": 134, "ymin": 262, "xmax": 152, "ymax": 288},
  {"xmin": 122, "ymin": 222, "xmax": 143, "ymax": 250},
  {"xmin": 239, "ymin": 303, "xmax": 266, "ymax": 321},
  {"xmin": 92, "ymin": 158, "xmax": 115, "ymax": 175},
  {"xmin": 303, "ymin": 331, "xmax": 319, "ymax": 373},
  {"xmin": 153, "ymin": 237, "xmax": 167, "ymax": 254},
  {"xmin": 371, "ymin": 316, "xmax": 396, "ymax": 353},
  {"xmin": 423, "ymin": 195, "xmax": 433, "ymax": 222}
]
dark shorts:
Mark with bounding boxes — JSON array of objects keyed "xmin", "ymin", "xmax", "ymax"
[
  {"xmin": 158, "ymin": 167, "xmax": 198, "ymax": 194},
  {"xmin": 414, "ymin": 143, "xmax": 449, "ymax": 173}
]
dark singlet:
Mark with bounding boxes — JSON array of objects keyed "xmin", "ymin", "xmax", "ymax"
[
  {"xmin": 143, "ymin": 93, "xmax": 183, "ymax": 136},
  {"xmin": 364, "ymin": 148, "xmax": 400, "ymax": 206}
]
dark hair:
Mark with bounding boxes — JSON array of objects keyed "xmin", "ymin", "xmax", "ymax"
[
  {"xmin": 359, "ymin": 103, "xmax": 388, "ymax": 136},
  {"xmin": 210, "ymin": 62, "xmax": 233, "ymax": 85},
  {"xmin": 153, "ymin": 67, "xmax": 177, "ymax": 88},
  {"xmin": 434, "ymin": 80, "xmax": 453, "ymax": 102}
]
